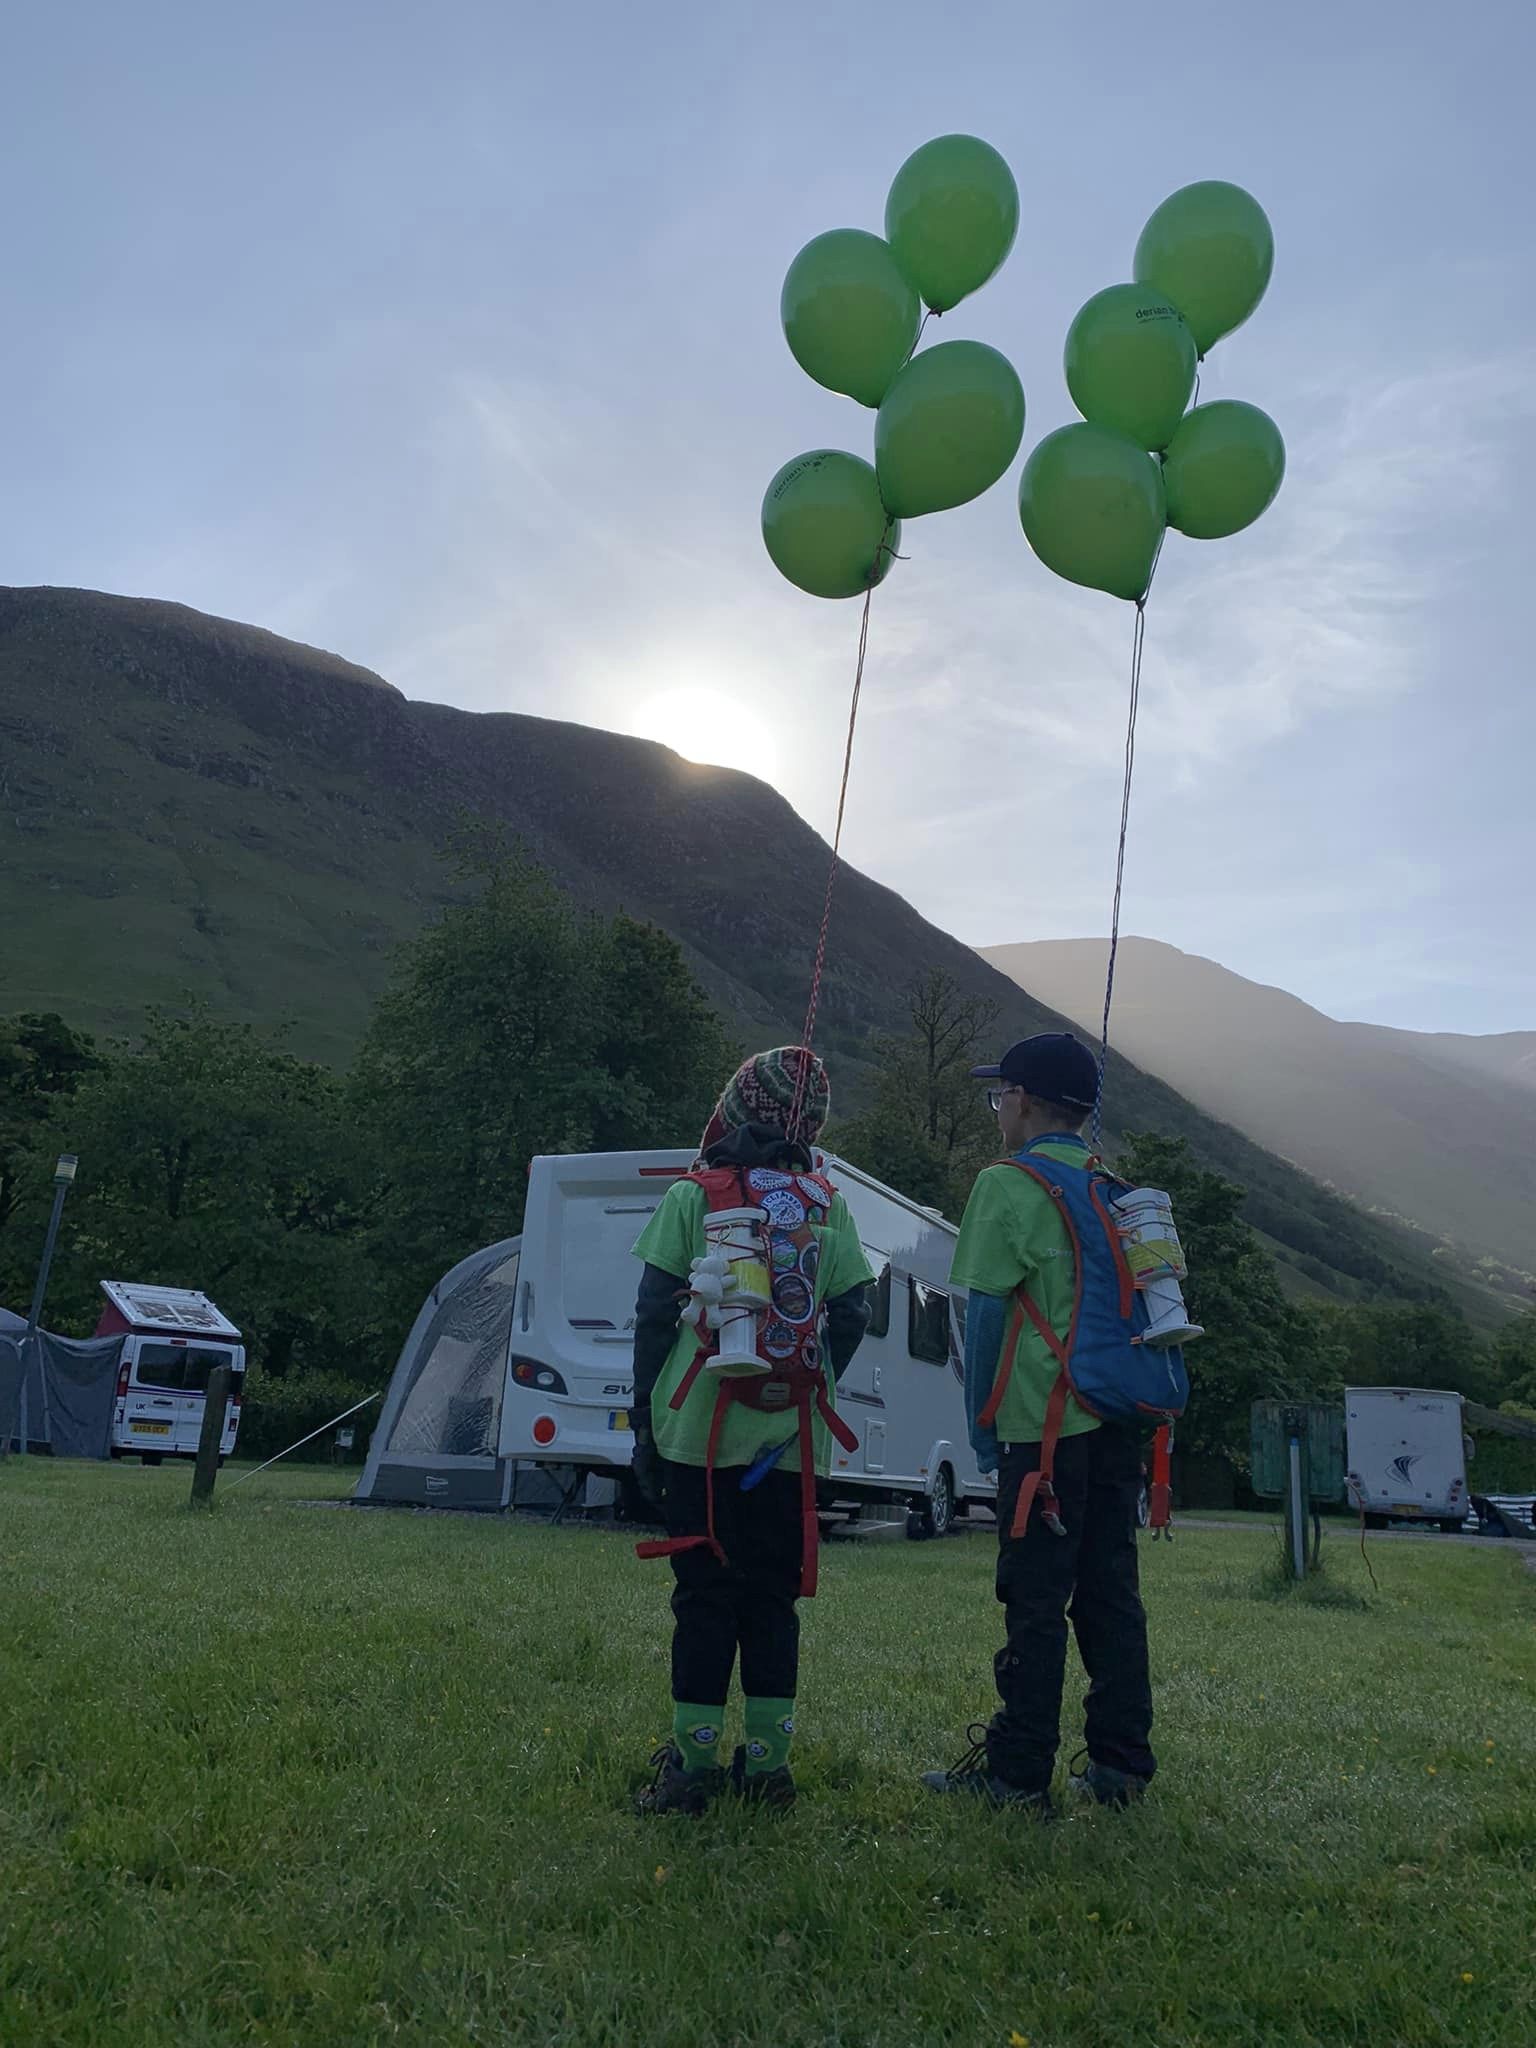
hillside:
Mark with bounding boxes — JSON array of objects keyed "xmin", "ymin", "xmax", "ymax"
[
  {"xmin": 983, "ymin": 937, "xmax": 1536, "ymax": 1316},
  {"xmin": 0, "ymin": 584, "xmax": 1472, "ymax": 1315}
]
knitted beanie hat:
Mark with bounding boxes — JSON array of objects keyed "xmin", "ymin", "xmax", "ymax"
[{"xmin": 698, "ymin": 1045, "xmax": 831, "ymax": 1153}]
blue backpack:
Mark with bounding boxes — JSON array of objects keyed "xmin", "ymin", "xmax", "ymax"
[{"xmin": 978, "ymin": 1143, "xmax": 1190, "ymax": 1538}]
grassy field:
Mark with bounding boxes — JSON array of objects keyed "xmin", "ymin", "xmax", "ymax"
[{"xmin": 2, "ymin": 1461, "xmax": 1533, "ymax": 2048}]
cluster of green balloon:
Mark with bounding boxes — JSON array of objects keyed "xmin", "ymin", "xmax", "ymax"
[
  {"xmin": 1020, "ymin": 181, "xmax": 1286, "ymax": 604},
  {"xmin": 764, "ymin": 136, "xmax": 1025, "ymax": 601}
]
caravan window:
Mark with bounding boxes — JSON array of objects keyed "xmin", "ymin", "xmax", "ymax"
[
  {"xmin": 132, "ymin": 1344, "xmax": 235, "ymax": 1393},
  {"xmin": 907, "ymin": 1279, "xmax": 951, "ymax": 1365},
  {"xmin": 864, "ymin": 1262, "xmax": 891, "ymax": 1339}
]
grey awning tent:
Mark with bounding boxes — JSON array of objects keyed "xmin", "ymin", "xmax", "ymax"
[
  {"xmin": 354, "ymin": 1238, "xmax": 524, "ymax": 1509},
  {"xmin": 1, "ymin": 1311, "xmax": 123, "ymax": 1458}
]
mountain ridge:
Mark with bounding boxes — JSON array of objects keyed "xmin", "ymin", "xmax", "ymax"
[
  {"xmin": 982, "ymin": 936, "xmax": 1536, "ymax": 1304},
  {"xmin": 0, "ymin": 583, "xmax": 1487, "ymax": 1319}
]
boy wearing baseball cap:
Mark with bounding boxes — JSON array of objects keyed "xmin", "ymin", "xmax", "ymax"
[{"xmin": 922, "ymin": 1032, "xmax": 1155, "ymax": 1814}]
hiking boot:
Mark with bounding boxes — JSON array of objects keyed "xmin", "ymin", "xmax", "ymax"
[
  {"xmin": 1068, "ymin": 1751, "xmax": 1148, "ymax": 1809},
  {"xmin": 920, "ymin": 1725, "xmax": 1054, "ymax": 1816},
  {"xmin": 636, "ymin": 1743, "xmax": 728, "ymax": 1817},
  {"xmin": 730, "ymin": 1744, "xmax": 797, "ymax": 1810}
]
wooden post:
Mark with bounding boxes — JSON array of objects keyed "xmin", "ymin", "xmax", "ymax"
[
  {"xmin": 190, "ymin": 1364, "xmax": 232, "ymax": 1508},
  {"xmin": 1283, "ymin": 1404, "xmax": 1311, "ymax": 1580}
]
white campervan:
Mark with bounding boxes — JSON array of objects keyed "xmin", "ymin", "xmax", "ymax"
[
  {"xmin": 98, "ymin": 1281, "xmax": 246, "ymax": 1465},
  {"xmin": 359, "ymin": 1147, "xmax": 994, "ymax": 1532},
  {"xmin": 1345, "ymin": 1385, "xmax": 1471, "ymax": 1532}
]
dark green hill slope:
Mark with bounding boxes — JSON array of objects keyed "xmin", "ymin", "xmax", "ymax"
[{"xmin": 0, "ymin": 584, "xmax": 1471, "ymax": 1315}]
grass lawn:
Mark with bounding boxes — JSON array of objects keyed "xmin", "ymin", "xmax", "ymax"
[{"xmin": 2, "ymin": 1459, "xmax": 1533, "ymax": 2048}]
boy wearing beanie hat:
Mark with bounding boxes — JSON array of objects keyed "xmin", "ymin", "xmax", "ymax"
[
  {"xmin": 922, "ymin": 1033, "xmax": 1157, "ymax": 1815},
  {"xmin": 630, "ymin": 1047, "xmax": 872, "ymax": 1814}
]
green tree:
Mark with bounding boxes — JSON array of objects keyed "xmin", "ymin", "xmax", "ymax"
[
  {"xmin": 589, "ymin": 914, "xmax": 736, "ymax": 1153},
  {"xmin": 37, "ymin": 1007, "xmax": 377, "ymax": 1378},
  {"xmin": 1, "ymin": 1012, "xmax": 98, "ymax": 1233},
  {"xmin": 1116, "ymin": 1132, "xmax": 1332, "ymax": 1468},
  {"xmin": 352, "ymin": 844, "xmax": 731, "ymax": 1325},
  {"xmin": 1330, "ymin": 1298, "xmax": 1491, "ymax": 1404},
  {"xmin": 830, "ymin": 970, "xmax": 999, "ymax": 1215},
  {"xmin": 1488, "ymin": 1305, "xmax": 1536, "ymax": 1407},
  {"xmin": 0, "ymin": 1013, "xmax": 101, "ymax": 1312}
]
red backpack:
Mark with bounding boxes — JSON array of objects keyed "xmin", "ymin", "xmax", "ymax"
[{"xmin": 635, "ymin": 1163, "xmax": 858, "ymax": 1597}]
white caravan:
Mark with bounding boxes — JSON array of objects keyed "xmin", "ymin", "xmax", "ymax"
[
  {"xmin": 357, "ymin": 1147, "xmax": 995, "ymax": 1535},
  {"xmin": 1345, "ymin": 1386, "xmax": 1471, "ymax": 1532}
]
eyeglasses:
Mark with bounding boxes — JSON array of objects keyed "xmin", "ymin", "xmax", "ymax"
[{"xmin": 986, "ymin": 1086, "xmax": 1023, "ymax": 1114}]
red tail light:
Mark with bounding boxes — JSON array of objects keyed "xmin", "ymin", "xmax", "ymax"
[
  {"xmin": 115, "ymin": 1361, "xmax": 130, "ymax": 1400},
  {"xmin": 532, "ymin": 1415, "xmax": 557, "ymax": 1447}
]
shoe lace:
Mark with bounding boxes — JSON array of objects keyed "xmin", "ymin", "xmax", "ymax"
[
  {"xmin": 946, "ymin": 1722, "xmax": 992, "ymax": 1780},
  {"xmin": 646, "ymin": 1742, "xmax": 679, "ymax": 1795}
]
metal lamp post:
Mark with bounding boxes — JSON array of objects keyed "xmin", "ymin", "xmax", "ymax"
[{"xmin": 18, "ymin": 1154, "xmax": 77, "ymax": 1456}]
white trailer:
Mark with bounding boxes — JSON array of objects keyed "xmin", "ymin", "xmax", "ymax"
[
  {"xmin": 358, "ymin": 1147, "xmax": 994, "ymax": 1535},
  {"xmin": 1345, "ymin": 1385, "xmax": 1471, "ymax": 1532}
]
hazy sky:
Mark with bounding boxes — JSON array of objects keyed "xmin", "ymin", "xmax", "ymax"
[{"xmin": 5, "ymin": 1, "xmax": 1532, "ymax": 1033}]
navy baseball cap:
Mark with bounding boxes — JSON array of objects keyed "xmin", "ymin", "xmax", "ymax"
[{"xmin": 971, "ymin": 1032, "xmax": 1100, "ymax": 1109}]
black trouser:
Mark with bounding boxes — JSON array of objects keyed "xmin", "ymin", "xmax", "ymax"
[
  {"xmin": 987, "ymin": 1426, "xmax": 1155, "ymax": 1794},
  {"xmin": 661, "ymin": 1460, "xmax": 804, "ymax": 1704}
]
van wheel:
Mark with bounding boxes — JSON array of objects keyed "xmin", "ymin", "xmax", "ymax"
[
  {"xmin": 1438, "ymin": 1518, "xmax": 1464, "ymax": 1535},
  {"xmin": 1363, "ymin": 1513, "xmax": 1388, "ymax": 1531},
  {"xmin": 140, "ymin": 1451, "xmax": 164, "ymax": 1467}
]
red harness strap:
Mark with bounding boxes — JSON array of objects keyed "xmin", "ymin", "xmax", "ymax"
[
  {"xmin": 634, "ymin": 1381, "xmax": 733, "ymax": 1569},
  {"xmin": 1148, "ymin": 1422, "xmax": 1173, "ymax": 1539},
  {"xmin": 634, "ymin": 1161, "xmax": 856, "ymax": 1597},
  {"xmin": 976, "ymin": 1287, "xmax": 1073, "ymax": 1539},
  {"xmin": 1007, "ymin": 1367, "xmax": 1072, "ymax": 1540},
  {"xmin": 635, "ymin": 1376, "xmax": 856, "ymax": 1598}
]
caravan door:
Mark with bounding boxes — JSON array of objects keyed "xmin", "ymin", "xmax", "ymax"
[
  {"xmin": 815, "ymin": 1157, "xmax": 994, "ymax": 1526},
  {"xmin": 499, "ymin": 1150, "xmax": 694, "ymax": 1474}
]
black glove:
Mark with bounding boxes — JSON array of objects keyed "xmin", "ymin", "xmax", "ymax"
[{"xmin": 630, "ymin": 1428, "xmax": 665, "ymax": 1512}]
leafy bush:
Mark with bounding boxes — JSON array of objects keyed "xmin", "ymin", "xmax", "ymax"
[{"xmin": 236, "ymin": 1366, "xmax": 378, "ymax": 1464}]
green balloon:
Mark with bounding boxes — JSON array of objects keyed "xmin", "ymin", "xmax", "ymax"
[
  {"xmin": 762, "ymin": 450, "xmax": 900, "ymax": 600},
  {"xmin": 781, "ymin": 229, "xmax": 919, "ymax": 409},
  {"xmin": 875, "ymin": 340, "xmax": 1025, "ymax": 519},
  {"xmin": 885, "ymin": 134, "xmax": 1019, "ymax": 314},
  {"xmin": 1018, "ymin": 424, "xmax": 1166, "ymax": 603},
  {"xmin": 1065, "ymin": 283, "xmax": 1197, "ymax": 453},
  {"xmin": 1162, "ymin": 400, "xmax": 1285, "ymax": 539},
  {"xmin": 1133, "ymin": 180, "xmax": 1274, "ymax": 355}
]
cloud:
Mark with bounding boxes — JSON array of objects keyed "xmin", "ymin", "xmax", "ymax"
[{"xmin": 348, "ymin": 339, "xmax": 1533, "ymax": 1029}]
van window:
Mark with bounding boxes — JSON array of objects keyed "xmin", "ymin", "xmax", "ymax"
[
  {"xmin": 908, "ymin": 1279, "xmax": 950, "ymax": 1365},
  {"xmin": 864, "ymin": 1263, "xmax": 891, "ymax": 1339},
  {"xmin": 132, "ymin": 1344, "xmax": 235, "ymax": 1393}
]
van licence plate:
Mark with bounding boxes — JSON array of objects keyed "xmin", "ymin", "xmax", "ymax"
[
  {"xmin": 132, "ymin": 1421, "xmax": 172, "ymax": 1436},
  {"xmin": 608, "ymin": 1411, "xmax": 630, "ymax": 1431}
]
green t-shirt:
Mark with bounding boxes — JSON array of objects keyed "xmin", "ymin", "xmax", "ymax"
[
  {"xmin": 632, "ymin": 1179, "xmax": 874, "ymax": 1471},
  {"xmin": 949, "ymin": 1140, "xmax": 1101, "ymax": 1447}
]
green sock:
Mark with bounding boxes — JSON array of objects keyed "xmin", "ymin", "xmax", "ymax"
[
  {"xmin": 673, "ymin": 1703, "xmax": 726, "ymax": 1774},
  {"xmin": 742, "ymin": 1697, "xmax": 796, "ymax": 1776}
]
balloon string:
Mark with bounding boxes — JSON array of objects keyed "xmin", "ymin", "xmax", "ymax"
[
  {"xmin": 789, "ymin": 522, "xmax": 892, "ymax": 1140},
  {"xmin": 1092, "ymin": 529, "xmax": 1167, "ymax": 1150},
  {"xmin": 907, "ymin": 309, "xmax": 935, "ymax": 365}
]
